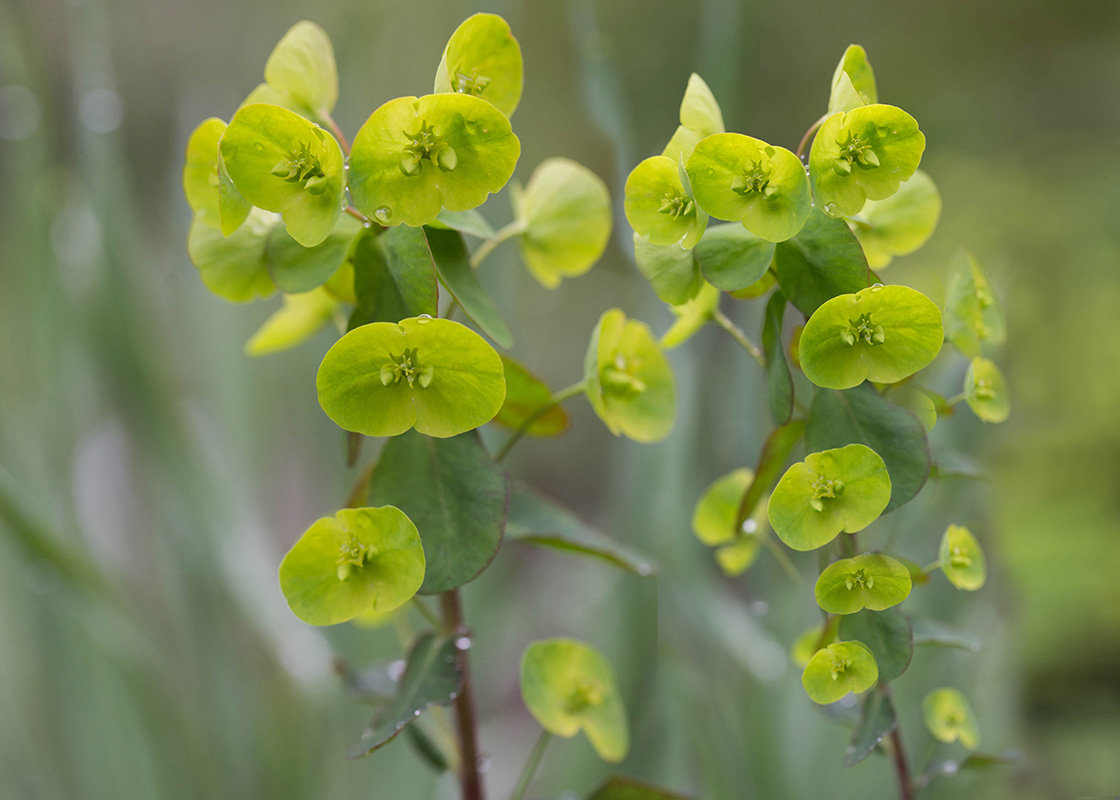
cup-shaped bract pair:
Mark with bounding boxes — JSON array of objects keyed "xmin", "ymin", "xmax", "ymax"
[
  {"xmin": 349, "ymin": 94, "xmax": 520, "ymax": 228},
  {"xmin": 692, "ymin": 468, "xmax": 770, "ymax": 576},
  {"xmin": 923, "ymin": 688, "xmax": 980, "ymax": 749},
  {"xmin": 945, "ymin": 253, "xmax": 1006, "ymax": 358},
  {"xmin": 244, "ymin": 21, "xmax": 338, "ymax": 122},
  {"xmin": 434, "ymin": 13, "xmax": 523, "ymax": 118},
  {"xmin": 828, "ymin": 45, "xmax": 878, "ymax": 115},
  {"xmin": 798, "ymin": 284, "xmax": 943, "ymax": 390},
  {"xmin": 768, "ymin": 444, "xmax": 891, "ymax": 551},
  {"xmin": 279, "ymin": 506, "xmax": 425, "ymax": 626},
  {"xmin": 220, "ymin": 104, "xmax": 345, "ymax": 247},
  {"xmin": 687, "ymin": 134, "xmax": 812, "ymax": 243},
  {"xmin": 815, "ymin": 553, "xmax": 912, "ymax": 614},
  {"xmin": 317, "ymin": 316, "xmax": 506, "ymax": 439},
  {"xmin": 584, "ymin": 309, "xmax": 676, "ymax": 443},
  {"xmin": 939, "ymin": 524, "xmax": 987, "ymax": 591},
  {"xmin": 624, "ymin": 156, "xmax": 707, "ymax": 249},
  {"xmin": 513, "ymin": 158, "xmax": 612, "ymax": 288},
  {"xmin": 802, "ymin": 641, "xmax": 878, "ymax": 705},
  {"xmin": 809, "ymin": 104, "xmax": 925, "ymax": 218},
  {"xmin": 849, "ymin": 170, "xmax": 941, "ymax": 268},
  {"xmin": 520, "ymin": 639, "xmax": 628, "ymax": 762},
  {"xmin": 964, "ymin": 357, "xmax": 1010, "ymax": 423},
  {"xmin": 662, "ymin": 73, "xmax": 725, "ymax": 164}
]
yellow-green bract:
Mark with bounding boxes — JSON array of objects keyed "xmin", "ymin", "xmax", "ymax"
[
  {"xmin": 798, "ymin": 284, "xmax": 944, "ymax": 390},
  {"xmin": 349, "ymin": 93, "xmax": 520, "ymax": 228},
  {"xmin": 828, "ymin": 44, "xmax": 877, "ymax": 115},
  {"xmin": 186, "ymin": 208, "xmax": 277, "ymax": 303},
  {"xmin": 624, "ymin": 156, "xmax": 707, "ymax": 248},
  {"xmin": 848, "ymin": 170, "xmax": 941, "ymax": 268},
  {"xmin": 662, "ymin": 73, "xmax": 725, "ymax": 164},
  {"xmin": 964, "ymin": 357, "xmax": 1010, "ymax": 423},
  {"xmin": 660, "ymin": 282, "xmax": 720, "ymax": 350},
  {"xmin": 513, "ymin": 158, "xmax": 612, "ymax": 288},
  {"xmin": 768, "ymin": 443, "xmax": 891, "ymax": 551},
  {"xmin": 692, "ymin": 468, "xmax": 770, "ymax": 576},
  {"xmin": 809, "ymin": 104, "xmax": 925, "ymax": 217},
  {"xmin": 316, "ymin": 316, "xmax": 506, "ymax": 439},
  {"xmin": 278, "ymin": 506, "xmax": 425, "ymax": 626},
  {"xmin": 584, "ymin": 309, "xmax": 676, "ymax": 443},
  {"xmin": 520, "ymin": 638, "xmax": 629, "ymax": 762},
  {"xmin": 262, "ymin": 21, "xmax": 339, "ymax": 119},
  {"xmin": 183, "ymin": 118, "xmax": 250, "ymax": 235},
  {"xmin": 939, "ymin": 524, "xmax": 987, "ymax": 590},
  {"xmin": 791, "ymin": 618, "xmax": 840, "ymax": 667},
  {"xmin": 945, "ymin": 253, "xmax": 1006, "ymax": 357},
  {"xmin": 815, "ymin": 553, "xmax": 912, "ymax": 614},
  {"xmin": 245, "ymin": 288, "xmax": 337, "ymax": 356},
  {"xmin": 434, "ymin": 13, "xmax": 523, "ymax": 118},
  {"xmin": 801, "ymin": 641, "xmax": 878, "ymax": 704},
  {"xmin": 220, "ymin": 103, "xmax": 345, "ymax": 247},
  {"xmin": 493, "ymin": 354, "xmax": 570, "ymax": 437},
  {"xmin": 687, "ymin": 133, "xmax": 812, "ymax": 242},
  {"xmin": 923, "ymin": 688, "xmax": 980, "ymax": 749}
]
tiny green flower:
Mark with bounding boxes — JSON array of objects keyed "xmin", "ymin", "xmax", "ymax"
[
  {"xmin": 964, "ymin": 357, "xmax": 1010, "ymax": 423},
  {"xmin": 434, "ymin": 13, "xmax": 523, "ymax": 117},
  {"xmin": 923, "ymin": 688, "xmax": 980, "ymax": 749},
  {"xmin": 802, "ymin": 641, "xmax": 878, "ymax": 704},
  {"xmin": 815, "ymin": 553, "xmax": 912, "ymax": 614},
  {"xmin": 624, "ymin": 155, "xmax": 707, "ymax": 248},
  {"xmin": 939, "ymin": 524, "xmax": 986, "ymax": 591}
]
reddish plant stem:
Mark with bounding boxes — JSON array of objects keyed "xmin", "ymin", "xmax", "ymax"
[
  {"xmin": 441, "ymin": 589, "xmax": 485, "ymax": 800},
  {"xmin": 889, "ymin": 719, "xmax": 915, "ymax": 800}
]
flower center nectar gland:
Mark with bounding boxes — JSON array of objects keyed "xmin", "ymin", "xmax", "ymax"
[
  {"xmin": 380, "ymin": 348, "xmax": 434, "ymax": 389},
  {"xmin": 564, "ymin": 680, "xmax": 604, "ymax": 714},
  {"xmin": 949, "ymin": 545, "xmax": 972, "ymax": 569},
  {"xmin": 400, "ymin": 121, "xmax": 458, "ymax": 176},
  {"xmin": 336, "ymin": 535, "xmax": 379, "ymax": 581},
  {"xmin": 844, "ymin": 569, "xmax": 873, "ymax": 591},
  {"xmin": 833, "ymin": 130, "xmax": 880, "ymax": 176},
  {"xmin": 658, "ymin": 190, "xmax": 694, "ymax": 219},
  {"xmin": 841, "ymin": 312, "xmax": 885, "ymax": 347},
  {"xmin": 810, "ymin": 474, "xmax": 844, "ymax": 512},
  {"xmin": 972, "ymin": 378, "xmax": 995, "ymax": 400},
  {"xmin": 271, "ymin": 140, "xmax": 329, "ymax": 194},
  {"xmin": 601, "ymin": 354, "xmax": 647, "ymax": 399},
  {"xmin": 830, "ymin": 655, "xmax": 852, "ymax": 681},
  {"xmin": 731, "ymin": 154, "xmax": 779, "ymax": 199}
]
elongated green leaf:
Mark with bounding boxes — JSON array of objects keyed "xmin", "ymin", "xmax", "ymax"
[
  {"xmin": 367, "ymin": 431, "xmax": 507, "ymax": 594},
  {"xmin": 425, "ymin": 226, "xmax": 513, "ymax": 348},
  {"xmin": 506, "ymin": 483, "xmax": 656, "ymax": 576},
  {"xmin": 346, "ymin": 632, "xmax": 463, "ymax": 758},
  {"xmin": 693, "ymin": 223, "xmax": 775, "ymax": 292},
  {"xmin": 733, "ymin": 420, "xmax": 806, "ymax": 531},
  {"xmin": 267, "ymin": 214, "xmax": 362, "ymax": 293},
  {"xmin": 806, "ymin": 384, "xmax": 930, "ymax": 512},
  {"xmin": 843, "ymin": 688, "xmax": 896, "ymax": 767},
  {"xmin": 763, "ymin": 291, "xmax": 793, "ymax": 425},
  {"xmin": 351, "ymin": 226, "xmax": 439, "ymax": 325},
  {"xmin": 588, "ymin": 776, "xmax": 691, "ymax": 800},
  {"xmin": 772, "ymin": 209, "xmax": 871, "ymax": 315},
  {"xmin": 839, "ymin": 608, "xmax": 913, "ymax": 681}
]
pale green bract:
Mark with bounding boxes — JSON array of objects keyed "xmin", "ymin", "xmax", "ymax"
[
  {"xmin": 945, "ymin": 252, "xmax": 1006, "ymax": 357},
  {"xmin": 802, "ymin": 641, "xmax": 878, "ymax": 704},
  {"xmin": 434, "ymin": 13, "xmax": 523, "ymax": 117},
  {"xmin": 220, "ymin": 103, "xmax": 344, "ymax": 247},
  {"xmin": 513, "ymin": 158, "xmax": 612, "ymax": 288},
  {"xmin": 316, "ymin": 316, "xmax": 506, "ymax": 438},
  {"xmin": 923, "ymin": 688, "xmax": 980, "ymax": 749},
  {"xmin": 849, "ymin": 170, "xmax": 941, "ymax": 268},
  {"xmin": 187, "ymin": 208, "xmax": 277, "ymax": 303},
  {"xmin": 829, "ymin": 44, "xmax": 877, "ymax": 114},
  {"xmin": 768, "ymin": 443, "xmax": 891, "ymax": 551},
  {"xmin": 520, "ymin": 638, "xmax": 629, "ymax": 762},
  {"xmin": 624, "ymin": 156, "xmax": 707, "ymax": 248},
  {"xmin": 660, "ymin": 282, "xmax": 720, "ymax": 350},
  {"xmin": 183, "ymin": 117, "xmax": 252, "ymax": 235},
  {"xmin": 890, "ymin": 386, "xmax": 938, "ymax": 433},
  {"xmin": 584, "ymin": 309, "xmax": 676, "ymax": 443},
  {"xmin": 798, "ymin": 284, "xmax": 944, "ymax": 390},
  {"xmin": 687, "ymin": 133, "xmax": 811, "ymax": 243},
  {"xmin": 692, "ymin": 468, "xmax": 769, "ymax": 577},
  {"xmin": 939, "ymin": 524, "xmax": 987, "ymax": 591},
  {"xmin": 632, "ymin": 234, "xmax": 702, "ymax": 306},
  {"xmin": 815, "ymin": 553, "xmax": 912, "ymax": 614},
  {"xmin": 349, "ymin": 93, "xmax": 520, "ymax": 228},
  {"xmin": 278, "ymin": 506, "xmax": 425, "ymax": 626},
  {"xmin": 662, "ymin": 73, "xmax": 724, "ymax": 164},
  {"xmin": 792, "ymin": 618, "xmax": 840, "ymax": 667},
  {"xmin": 964, "ymin": 357, "xmax": 1010, "ymax": 423},
  {"xmin": 263, "ymin": 21, "xmax": 338, "ymax": 117},
  {"xmin": 245, "ymin": 288, "xmax": 337, "ymax": 356},
  {"xmin": 809, "ymin": 104, "xmax": 925, "ymax": 217}
]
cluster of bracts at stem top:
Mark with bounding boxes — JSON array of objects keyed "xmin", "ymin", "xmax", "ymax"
[{"xmin": 183, "ymin": 14, "xmax": 1010, "ymax": 795}]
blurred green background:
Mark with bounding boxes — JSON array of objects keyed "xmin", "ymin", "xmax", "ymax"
[{"xmin": 2, "ymin": 0, "xmax": 1119, "ymax": 797}]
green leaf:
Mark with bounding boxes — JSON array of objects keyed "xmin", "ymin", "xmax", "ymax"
[
  {"xmin": 945, "ymin": 252, "xmax": 1006, "ymax": 357},
  {"xmin": 514, "ymin": 157, "xmax": 612, "ymax": 288},
  {"xmin": 433, "ymin": 208, "xmax": 496, "ymax": 239},
  {"xmin": 849, "ymin": 170, "xmax": 940, "ymax": 268},
  {"xmin": 815, "ymin": 554, "xmax": 912, "ymax": 614},
  {"xmin": 349, "ymin": 93, "xmax": 520, "ymax": 228},
  {"xmin": 624, "ymin": 155, "xmax": 707, "ymax": 248},
  {"xmin": 278, "ymin": 506, "xmax": 426, "ymax": 625},
  {"xmin": 187, "ymin": 209, "xmax": 277, "ymax": 302},
  {"xmin": 263, "ymin": 21, "xmax": 338, "ymax": 117},
  {"xmin": 687, "ymin": 133, "xmax": 811, "ymax": 242},
  {"xmin": 351, "ymin": 226, "xmax": 440, "ymax": 325},
  {"xmin": 246, "ymin": 288, "xmax": 337, "ymax": 356},
  {"xmin": 829, "ymin": 45, "xmax": 877, "ymax": 114},
  {"xmin": 843, "ymin": 688, "xmax": 896, "ymax": 767},
  {"xmin": 939, "ymin": 524, "xmax": 986, "ymax": 591},
  {"xmin": 802, "ymin": 641, "xmax": 878, "ymax": 705},
  {"xmin": 838, "ymin": 608, "xmax": 913, "ymax": 682},
  {"xmin": 267, "ymin": 213, "xmax": 362, "ymax": 293},
  {"xmin": 768, "ymin": 443, "xmax": 891, "ymax": 551},
  {"xmin": 221, "ymin": 103, "xmax": 344, "ymax": 247},
  {"xmin": 923, "ymin": 688, "xmax": 980, "ymax": 749},
  {"xmin": 659, "ymin": 282, "xmax": 720, "ymax": 350},
  {"xmin": 693, "ymin": 223, "xmax": 775, "ymax": 293},
  {"xmin": 520, "ymin": 638, "xmax": 629, "ymax": 762},
  {"xmin": 910, "ymin": 618, "xmax": 982, "ymax": 652},
  {"xmin": 317, "ymin": 317, "xmax": 506, "ymax": 438},
  {"xmin": 964, "ymin": 357, "xmax": 1010, "ymax": 423},
  {"xmin": 763, "ymin": 291, "xmax": 793, "ymax": 425},
  {"xmin": 584, "ymin": 309, "xmax": 676, "ymax": 442},
  {"xmin": 772, "ymin": 209, "xmax": 870, "ymax": 316},
  {"xmin": 367, "ymin": 431, "xmax": 507, "ymax": 594},
  {"xmin": 425, "ymin": 226, "xmax": 513, "ymax": 348},
  {"xmin": 493, "ymin": 355, "xmax": 570, "ymax": 437},
  {"xmin": 633, "ymin": 234, "xmax": 702, "ymax": 306},
  {"xmin": 506, "ymin": 483, "xmax": 656, "ymax": 576},
  {"xmin": 588, "ymin": 776, "xmax": 691, "ymax": 800},
  {"xmin": 346, "ymin": 631, "xmax": 464, "ymax": 758},
  {"xmin": 434, "ymin": 13, "xmax": 523, "ymax": 117},
  {"xmin": 798, "ymin": 284, "xmax": 944, "ymax": 390},
  {"xmin": 662, "ymin": 72, "xmax": 725, "ymax": 164},
  {"xmin": 809, "ymin": 104, "xmax": 926, "ymax": 217}
]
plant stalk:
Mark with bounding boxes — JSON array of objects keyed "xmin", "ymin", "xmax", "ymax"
[
  {"xmin": 889, "ymin": 722, "xmax": 915, "ymax": 800},
  {"xmin": 494, "ymin": 380, "xmax": 586, "ymax": 462},
  {"xmin": 712, "ymin": 308, "xmax": 766, "ymax": 368},
  {"xmin": 508, "ymin": 730, "xmax": 552, "ymax": 800},
  {"xmin": 441, "ymin": 590, "xmax": 485, "ymax": 800}
]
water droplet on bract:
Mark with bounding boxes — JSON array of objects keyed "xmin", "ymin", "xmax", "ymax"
[
  {"xmin": 741, "ymin": 519, "xmax": 758, "ymax": 534},
  {"xmin": 413, "ymin": 709, "xmax": 422, "ymax": 717},
  {"xmin": 373, "ymin": 206, "xmax": 392, "ymax": 224},
  {"xmin": 455, "ymin": 636, "xmax": 472, "ymax": 651},
  {"xmin": 253, "ymin": 142, "xmax": 264, "ymax": 152},
  {"xmin": 824, "ymin": 203, "xmax": 836, "ymax": 214}
]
